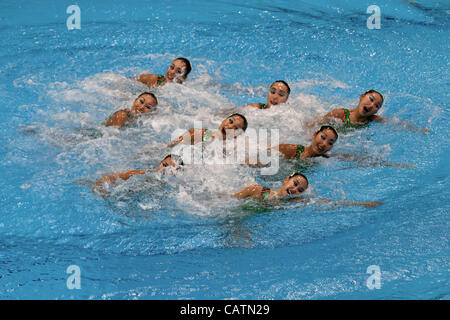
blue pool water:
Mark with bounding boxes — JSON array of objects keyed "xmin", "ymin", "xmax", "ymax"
[{"xmin": 0, "ymin": 0, "xmax": 449, "ymax": 299}]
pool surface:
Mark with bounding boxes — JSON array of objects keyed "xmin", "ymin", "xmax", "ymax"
[{"xmin": 0, "ymin": 0, "xmax": 449, "ymax": 299}]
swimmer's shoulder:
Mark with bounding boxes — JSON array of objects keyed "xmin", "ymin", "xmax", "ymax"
[
  {"xmin": 234, "ymin": 184, "xmax": 263, "ymax": 198},
  {"xmin": 106, "ymin": 109, "xmax": 130, "ymax": 127},
  {"xmin": 325, "ymin": 108, "xmax": 346, "ymax": 118},
  {"xmin": 247, "ymin": 103, "xmax": 269, "ymax": 109},
  {"xmin": 137, "ymin": 73, "xmax": 158, "ymax": 86},
  {"xmin": 276, "ymin": 144, "xmax": 300, "ymax": 158}
]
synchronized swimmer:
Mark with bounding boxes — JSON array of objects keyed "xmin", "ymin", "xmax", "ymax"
[
  {"xmin": 167, "ymin": 113, "xmax": 248, "ymax": 147},
  {"xmin": 137, "ymin": 57, "xmax": 192, "ymax": 87},
  {"xmin": 233, "ymin": 172, "xmax": 382, "ymax": 207},
  {"xmin": 92, "ymin": 154, "xmax": 184, "ymax": 195},
  {"xmin": 90, "ymin": 58, "xmax": 428, "ymax": 207},
  {"xmin": 106, "ymin": 92, "xmax": 158, "ymax": 128},
  {"xmin": 247, "ymin": 80, "xmax": 291, "ymax": 110},
  {"xmin": 308, "ymin": 89, "xmax": 429, "ymax": 133},
  {"xmin": 271, "ymin": 125, "xmax": 415, "ymax": 168}
]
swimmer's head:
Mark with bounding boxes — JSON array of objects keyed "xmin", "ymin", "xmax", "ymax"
[
  {"xmin": 157, "ymin": 154, "xmax": 184, "ymax": 172},
  {"xmin": 166, "ymin": 57, "xmax": 192, "ymax": 83},
  {"xmin": 280, "ymin": 172, "xmax": 309, "ymax": 197},
  {"xmin": 311, "ymin": 125, "xmax": 338, "ymax": 155},
  {"xmin": 358, "ymin": 89, "xmax": 383, "ymax": 117},
  {"xmin": 267, "ymin": 80, "xmax": 290, "ymax": 107},
  {"xmin": 131, "ymin": 92, "xmax": 158, "ymax": 115},
  {"xmin": 218, "ymin": 113, "xmax": 248, "ymax": 139}
]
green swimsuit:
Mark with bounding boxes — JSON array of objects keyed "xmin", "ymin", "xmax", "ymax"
[
  {"xmin": 202, "ymin": 129, "xmax": 213, "ymax": 142},
  {"xmin": 341, "ymin": 108, "xmax": 370, "ymax": 129},
  {"xmin": 342, "ymin": 109, "xmax": 351, "ymax": 126},
  {"xmin": 258, "ymin": 103, "xmax": 267, "ymax": 109},
  {"xmin": 289, "ymin": 145, "xmax": 305, "ymax": 160},
  {"xmin": 156, "ymin": 74, "xmax": 165, "ymax": 87},
  {"xmin": 260, "ymin": 187, "xmax": 271, "ymax": 200}
]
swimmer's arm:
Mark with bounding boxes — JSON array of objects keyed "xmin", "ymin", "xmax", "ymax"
[
  {"xmin": 320, "ymin": 109, "xmax": 345, "ymax": 123},
  {"xmin": 92, "ymin": 170, "xmax": 146, "ymax": 195},
  {"xmin": 308, "ymin": 196, "xmax": 383, "ymax": 208},
  {"xmin": 328, "ymin": 153, "xmax": 361, "ymax": 161},
  {"xmin": 106, "ymin": 110, "xmax": 129, "ymax": 127},
  {"xmin": 247, "ymin": 103, "xmax": 264, "ymax": 108},
  {"xmin": 233, "ymin": 185, "xmax": 263, "ymax": 199},
  {"xmin": 167, "ymin": 128, "xmax": 203, "ymax": 147},
  {"xmin": 371, "ymin": 160, "xmax": 416, "ymax": 168},
  {"xmin": 269, "ymin": 144, "xmax": 296, "ymax": 159},
  {"xmin": 136, "ymin": 74, "xmax": 158, "ymax": 87},
  {"xmin": 380, "ymin": 117, "xmax": 430, "ymax": 134},
  {"xmin": 329, "ymin": 153, "xmax": 416, "ymax": 168}
]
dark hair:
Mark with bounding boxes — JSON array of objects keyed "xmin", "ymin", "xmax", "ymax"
[
  {"xmin": 228, "ymin": 113, "xmax": 248, "ymax": 131},
  {"xmin": 364, "ymin": 89, "xmax": 384, "ymax": 103},
  {"xmin": 162, "ymin": 154, "xmax": 184, "ymax": 166},
  {"xmin": 271, "ymin": 80, "xmax": 291, "ymax": 95},
  {"xmin": 138, "ymin": 92, "xmax": 158, "ymax": 104},
  {"xmin": 174, "ymin": 57, "xmax": 192, "ymax": 78},
  {"xmin": 316, "ymin": 125, "xmax": 338, "ymax": 140},
  {"xmin": 288, "ymin": 172, "xmax": 308, "ymax": 184}
]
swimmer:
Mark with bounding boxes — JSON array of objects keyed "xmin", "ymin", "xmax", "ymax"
[
  {"xmin": 311, "ymin": 89, "xmax": 384, "ymax": 128},
  {"xmin": 234, "ymin": 172, "xmax": 308, "ymax": 200},
  {"xmin": 309, "ymin": 89, "xmax": 430, "ymax": 133},
  {"xmin": 273, "ymin": 125, "xmax": 338, "ymax": 160},
  {"xmin": 233, "ymin": 172, "xmax": 382, "ymax": 208},
  {"xmin": 106, "ymin": 92, "xmax": 158, "ymax": 128},
  {"xmin": 92, "ymin": 154, "xmax": 183, "ymax": 195},
  {"xmin": 168, "ymin": 113, "xmax": 248, "ymax": 147},
  {"xmin": 271, "ymin": 125, "xmax": 415, "ymax": 168},
  {"xmin": 247, "ymin": 80, "xmax": 291, "ymax": 110},
  {"xmin": 137, "ymin": 57, "xmax": 192, "ymax": 87}
]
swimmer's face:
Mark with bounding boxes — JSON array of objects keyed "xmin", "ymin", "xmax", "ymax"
[
  {"xmin": 358, "ymin": 92, "xmax": 383, "ymax": 117},
  {"xmin": 267, "ymin": 82, "xmax": 289, "ymax": 107},
  {"xmin": 311, "ymin": 128, "xmax": 337, "ymax": 155},
  {"xmin": 280, "ymin": 175, "xmax": 308, "ymax": 197},
  {"xmin": 157, "ymin": 156, "xmax": 177, "ymax": 172},
  {"xmin": 166, "ymin": 59, "xmax": 188, "ymax": 83},
  {"xmin": 131, "ymin": 94, "xmax": 157, "ymax": 115},
  {"xmin": 218, "ymin": 115, "xmax": 246, "ymax": 139}
]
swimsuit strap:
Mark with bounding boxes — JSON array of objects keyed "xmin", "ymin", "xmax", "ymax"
[
  {"xmin": 289, "ymin": 145, "xmax": 305, "ymax": 160},
  {"xmin": 260, "ymin": 187, "xmax": 271, "ymax": 200},
  {"xmin": 258, "ymin": 103, "xmax": 267, "ymax": 109},
  {"xmin": 156, "ymin": 74, "xmax": 165, "ymax": 86},
  {"xmin": 202, "ymin": 129, "xmax": 212, "ymax": 142},
  {"xmin": 343, "ymin": 108, "xmax": 351, "ymax": 126}
]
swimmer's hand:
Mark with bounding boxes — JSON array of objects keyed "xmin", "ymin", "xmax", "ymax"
[
  {"xmin": 241, "ymin": 159, "xmax": 270, "ymax": 168},
  {"xmin": 167, "ymin": 129, "xmax": 201, "ymax": 147},
  {"xmin": 167, "ymin": 137, "xmax": 182, "ymax": 147},
  {"xmin": 92, "ymin": 174, "xmax": 119, "ymax": 196}
]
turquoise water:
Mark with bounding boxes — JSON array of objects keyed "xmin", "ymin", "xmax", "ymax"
[{"xmin": 0, "ymin": 0, "xmax": 448, "ymax": 299}]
